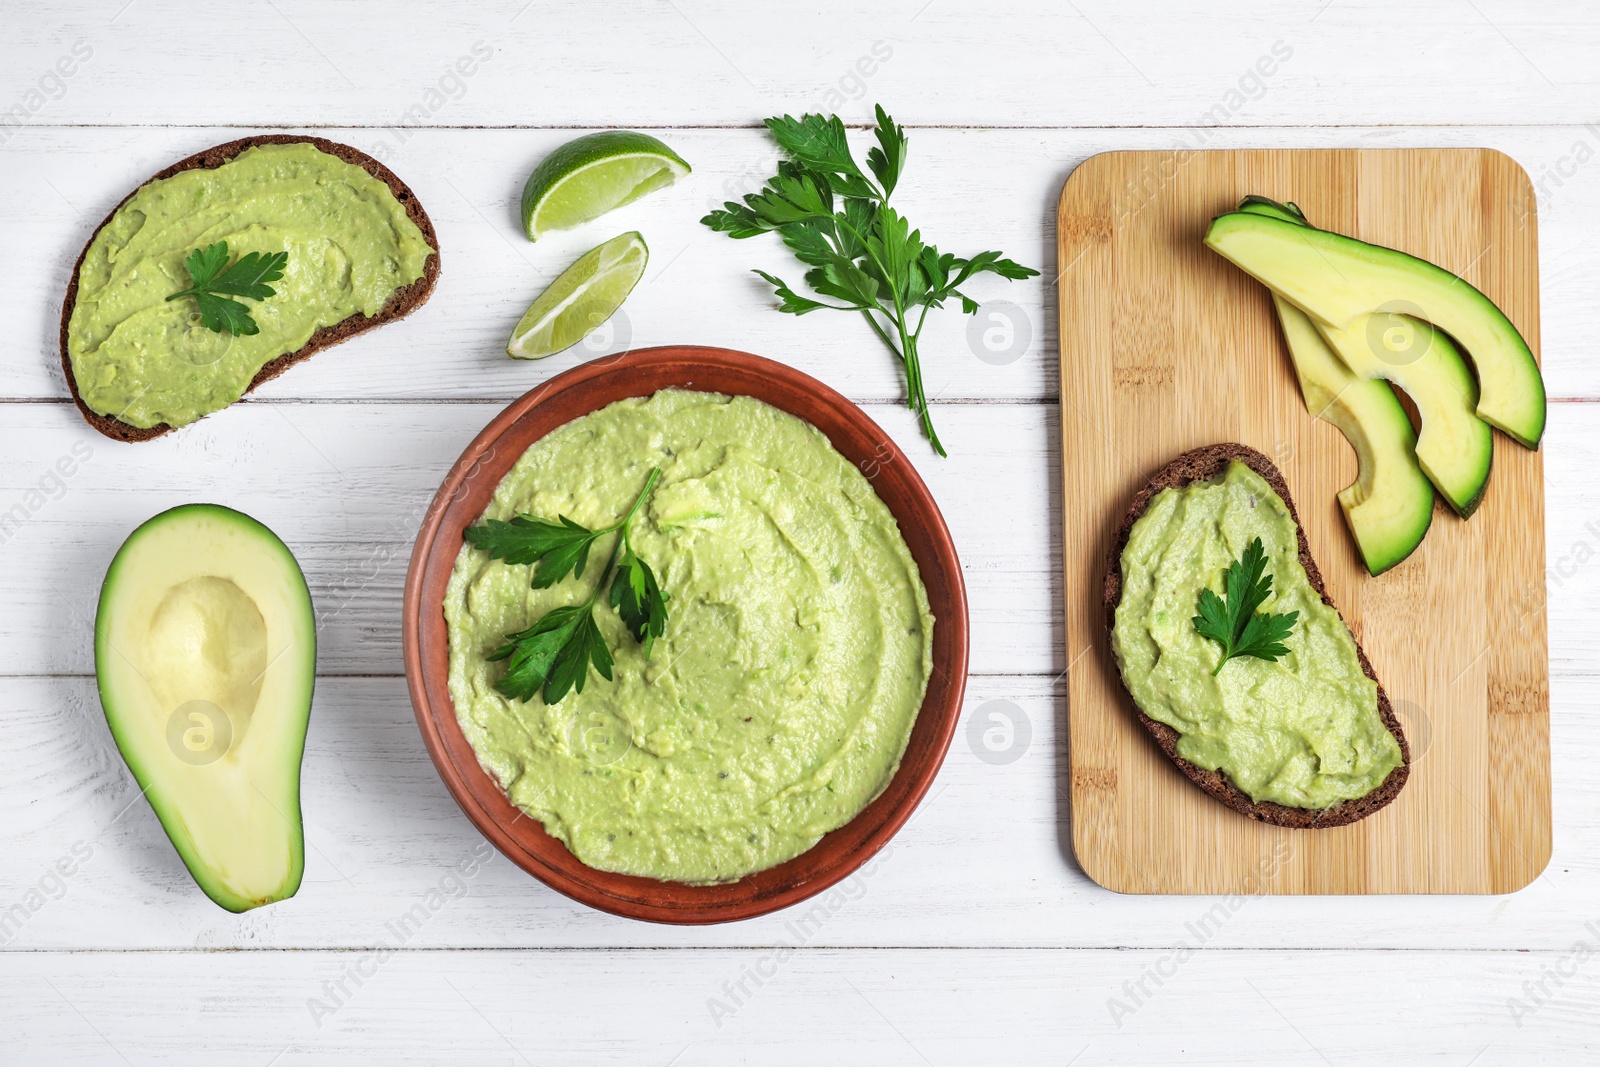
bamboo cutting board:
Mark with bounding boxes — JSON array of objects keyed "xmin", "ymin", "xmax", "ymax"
[{"xmin": 1058, "ymin": 149, "xmax": 1550, "ymax": 894}]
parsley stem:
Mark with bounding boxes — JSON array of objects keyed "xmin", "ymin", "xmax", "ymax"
[
  {"xmin": 891, "ymin": 301, "xmax": 944, "ymax": 458},
  {"xmin": 913, "ymin": 358, "xmax": 946, "ymax": 456},
  {"xmin": 586, "ymin": 563, "xmax": 615, "ymax": 611},
  {"xmin": 821, "ymin": 205, "xmax": 946, "ymax": 454},
  {"xmin": 618, "ymin": 467, "xmax": 662, "ymax": 532},
  {"xmin": 593, "ymin": 466, "xmax": 661, "ymax": 598},
  {"xmin": 859, "ymin": 308, "xmax": 899, "ymax": 357},
  {"xmin": 858, "ymin": 307, "xmax": 945, "ymax": 457}
]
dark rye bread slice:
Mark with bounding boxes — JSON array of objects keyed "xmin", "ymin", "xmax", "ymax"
[
  {"xmin": 59, "ymin": 135, "xmax": 441, "ymax": 442},
  {"xmin": 1102, "ymin": 443, "xmax": 1410, "ymax": 829}
]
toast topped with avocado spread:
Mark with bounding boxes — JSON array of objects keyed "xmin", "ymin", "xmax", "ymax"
[
  {"xmin": 1104, "ymin": 444, "xmax": 1410, "ymax": 828},
  {"xmin": 60, "ymin": 135, "xmax": 440, "ymax": 441}
]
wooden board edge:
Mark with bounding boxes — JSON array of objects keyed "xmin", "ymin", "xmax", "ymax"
[{"xmin": 1057, "ymin": 152, "xmax": 1139, "ymax": 893}]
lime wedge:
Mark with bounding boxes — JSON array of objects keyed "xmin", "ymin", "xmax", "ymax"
[
  {"xmin": 520, "ymin": 131, "xmax": 690, "ymax": 241},
  {"xmin": 507, "ymin": 232, "xmax": 648, "ymax": 360}
]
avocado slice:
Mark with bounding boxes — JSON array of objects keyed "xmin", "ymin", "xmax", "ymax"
[
  {"xmin": 1314, "ymin": 313, "xmax": 1491, "ymax": 517},
  {"xmin": 1224, "ymin": 198, "xmax": 1494, "ymax": 517},
  {"xmin": 95, "ymin": 505, "xmax": 316, "ymax": 912},
  {"xmin": 1204, "ymin": 209, "xmax": 1546, "ymax": 447},
  {"xmin": 1236, "ymin": 194, "xmax": 1306, "ymax": 224},
  {"xmin": 1270, "ymin": 294, "xmax": 1435, "ymax": 573},
  {"xmin": 1233, "ymin": 199, "xmax": 1433, "ymax": 572}
]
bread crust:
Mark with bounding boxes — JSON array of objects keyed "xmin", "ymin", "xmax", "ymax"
[
  {"xmin": 1102, "ymin": 443, "xmax": 1410, "ymax": 828},
  {"xmin": 58, "ymin": 135, "xmax": 441, "ymax": 441}
]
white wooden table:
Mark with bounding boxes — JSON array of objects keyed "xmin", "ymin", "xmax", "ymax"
[{"xmin": 5, "ymin": 2, "xmax": 1600, "ymax": 1062}]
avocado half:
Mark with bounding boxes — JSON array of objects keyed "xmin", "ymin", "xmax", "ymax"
[{"xmin": 94, "ymin": 504, "xmax": 316, "ymax": 912}]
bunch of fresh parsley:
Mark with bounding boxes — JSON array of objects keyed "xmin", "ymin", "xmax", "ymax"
[
  {"xmin": 702, "ymin": 105, "xmax": 1038, "ymax": 456},
  {"xmin": 166, "ymin": 241, "xmax": 288, "ymax": 336},
  {"xmin": 1193, "ymin": 537, "xmax": 1299, "ymax": 676},
  {"xmin": 464, "ymin": 468, "xmax": 669, "ymax": 704}
]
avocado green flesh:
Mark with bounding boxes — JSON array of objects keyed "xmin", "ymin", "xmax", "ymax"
[
  {"xmin": 1236, "ymin": 199, "xmax": 1435, "ymax": 571},
  {"xmin": 1112, "ymin": 462, "xmax": 1404, "ymax": 809},
  {"xmin": 444, "ymin": 390, "xmax": 934, "ymax": 884},
  {"xmin": 1235, "ymin": 195, "xmax": 1484, "ymax": 521},
  {"xmin": 95, "ymin": 505, "xmax": 316, "ymax": 912},
  {"xmin": 1204, "ymin": 211, "xmax": 1545, "ymax": 447},
  {"xmin": 67, "ymin": 143, "xmax": 435, "ymax": 429},
  {"xmin": 1237, "ymin": 195, "xmax": 1305, "ymax": 224},
  {"xmin": 1272, "ymin": 295, "xmax": 1434, "ymax": 575},
  {"xmin": 1314, "ymin": 314, "xmax": 1491, "ymax": 517}
]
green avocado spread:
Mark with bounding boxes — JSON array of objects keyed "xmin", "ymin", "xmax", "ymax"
[
  {"xmin": 1111, "ymin": 461, "xmax": 1402, "ymax": 809},
  {"xmin": 444, "ymin": 390, "xmax": 934, "ymax": 884},
  {"xmin": 66, "ymin": 142, "xmax": 434, "ymax": 428}
]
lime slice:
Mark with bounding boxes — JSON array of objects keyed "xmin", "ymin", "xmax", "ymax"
[
  {"xmin": 520, "ymin": 131, "xmax": 690, "ymax": 241},
  {"xmin": 507, "ymin": 232, "xmax": 648, "ymax": 360}
]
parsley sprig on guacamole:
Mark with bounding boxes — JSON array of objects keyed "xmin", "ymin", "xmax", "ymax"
[
  {"xmin": 464, "ymin": 467, "xmax": 668, "ymax": 703},
  {"xmin": 1192, "ymin": 537, "xmax": 1298, "ymax": 675},
  {"xmin": 166, "ymin": 241, "xmax": 288, "ymax": 336},
  {"xmin": 65, "ymin": 142, "xmax": 435, "ymax": 430},
  {"xmin": 1111, "ymin": 461, "xmax": 1402, "ymax": 810}
]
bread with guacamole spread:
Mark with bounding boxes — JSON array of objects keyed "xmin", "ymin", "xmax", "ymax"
[
  {"xmin": 59, "ymin": 136, "xmax": 440, "ymax": 441},
  {"xmin": 1104, "ymin": 444, "xmax": 1409, "ymax": 828}
]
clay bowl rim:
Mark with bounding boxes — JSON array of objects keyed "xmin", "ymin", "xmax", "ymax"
[{"xmin": 402, "ymin": 344, "xmax": 969, "ymax": 924}]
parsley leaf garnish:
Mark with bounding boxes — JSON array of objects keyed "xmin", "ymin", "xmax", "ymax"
[
  {"xmin": 462, "ymin": 513, "xmax": 602, "ymax": 588},
  {"xmin": 464, "ymin": 468, "xmax": 667, "ymax": 704},
  {"xmin": 702, "ymin": 104, "xmax": 1038, "ymax": 457},
  {"xmin": 486, "ymin": 604, "xmax": 611, "ymax": 706},
  {"xmin": 609, "ymin": 537, "xmax": 668, "ymax": 659},
  {"xmin": 165, "ymin": 241, "xmax": 289, "ymax": 336},
  {"xmin": 1192, "ymin": 537, "xmax": 1299, "ymax": 676}
]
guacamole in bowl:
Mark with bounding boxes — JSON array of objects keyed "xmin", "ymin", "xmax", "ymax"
[{"xmin": 443, "ymin": 389, "xmax": 934, "ymax": 884}]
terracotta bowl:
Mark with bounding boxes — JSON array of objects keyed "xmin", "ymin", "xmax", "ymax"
[{"xmin": 402, "ymin": 345, "xmax": 968, "ymax": 923}]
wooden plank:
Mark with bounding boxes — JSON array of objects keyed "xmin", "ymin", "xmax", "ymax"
[
  {"xmin": 6, "ymin": 397, "xmax": 1600, "ymax": 683},
  {"xmin": 4, "ymin": 946, "xmax": 1596, "ymax": 1064},
  {"xmin": 0, "ymin": 400, "xmax": 1056, "ymax": 679},
  {"xmin": 1060, "ymin": 149, "xmax": 1550, "ymax": 894},
  {"xmin": 2, "ymin": 125, "xmax": 1054, "ymax": 405},
  {"xmin": 8, "ymin": 1, "xmax": 1600, "ymax": 128},
  {"xmin": 8, "ymin": 124, "xmax": 1600, "ymax": 406},
  {"xmin": 4, "ymin": 670, "xmax": 1599, "ymax": 951}
]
